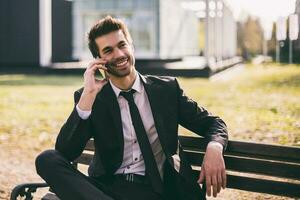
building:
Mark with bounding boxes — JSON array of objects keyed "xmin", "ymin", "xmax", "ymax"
[
  {"xmin": 72, "ymin": 0, "xmax": 199, "ymax": 60},
  {"xmin": 0, "ymin": 0, "xmax": 237, "ymax": 68},
  {"xmin": 0, "ymin": 0, "xmax": 72, "ymax": 67},
  {"xmin": 183, "ymin": 0, "xmax": 236, "ymax": 62},
  {"xmin": 294, "ymin": 0, "xmax": 300, "ymax": 50}
]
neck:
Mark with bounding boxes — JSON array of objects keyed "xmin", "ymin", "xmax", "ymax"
[{"xmin": 110, "ymin": 69, "xmax": 137, "ymax": 91}]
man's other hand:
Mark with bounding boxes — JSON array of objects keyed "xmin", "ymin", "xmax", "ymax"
[{"xmin": 197, "ymin": 142, "xmax": 226, "ymax": 197}]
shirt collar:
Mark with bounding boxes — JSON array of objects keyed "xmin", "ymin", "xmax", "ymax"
[{"xmin": 109, "ymin": 71, "xmax": 143, "ymax": 98}]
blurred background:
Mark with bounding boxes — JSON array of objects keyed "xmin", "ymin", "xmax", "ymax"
[{"xmin": 0, "ymin": 0, "xmax": 299, "ymax": 199}]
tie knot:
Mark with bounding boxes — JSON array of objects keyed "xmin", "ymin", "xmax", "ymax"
[{"xmin": 120, "ymin": 89, "xmax": 136, "ymax": 103}]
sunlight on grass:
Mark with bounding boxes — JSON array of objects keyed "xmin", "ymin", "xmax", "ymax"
[
  {"xmin": 0, "ymin": 75, "xmax": 83, "ymax": 150},
  {"xmin": 0, "ymin": 63, "xmax": 299, "ymax": 149},
  {"xmin": 177, "ymin": 63, "xmax": 300, "ymax": 146}
]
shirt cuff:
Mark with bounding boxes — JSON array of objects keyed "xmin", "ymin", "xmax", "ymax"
[
  {"xmin": 76, "ymin": 104, "xmax": 92, "ymax": 120},
  {"xmin": 207, "ymin": 141, "xmax": 223, "ymax": 151}
]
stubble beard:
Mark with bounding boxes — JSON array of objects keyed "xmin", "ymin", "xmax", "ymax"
[{"xmin": 107, "ymin": 55, "xmax": 135, "ymax": 78}]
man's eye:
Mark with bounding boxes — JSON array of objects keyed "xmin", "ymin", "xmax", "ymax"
[
  {"xmin": 104, "ymin": 50, "xmax": 111, "ymax": 54},
  {"xmin": 120, "ymin": 43, "xmax": 127, "ymax": 48}
]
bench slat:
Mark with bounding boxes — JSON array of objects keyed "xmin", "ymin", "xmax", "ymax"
[
  {"xmin": 191, "ymin": 170, "xmax": 300, "ymax": 198},
  {"xmin": 186, "ymin": 150, "xmax": 300, "ymax": 180},
  {"xmin": 74, "ymin": 153, "xmax": 93, "ymax": 165},
  {"xmin": 179, "ymin": 136, "xmax": 300, "ymax": 161},
  {"xmin": 73, "ymin": 152, "xmax": 300, "ymax": 197},
  {"xmin": 74, "ymin": 150, "xmax": 300, "ymax": 180},
  {"xmin": 85, "ymin": 137, "xmax": 300, "ymax": 162},
  {"xmin": 73, "ymin": 153, "xmax": 300, "ymax": 198},
  {"xmin": 85, "ymin": 140, "xmax": 95, "ymax": 151}
]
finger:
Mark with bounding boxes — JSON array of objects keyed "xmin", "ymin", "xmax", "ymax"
[
  {"xmin": 212, "ymin": 175, "xmax": 218, "ymax": 197},
  {"xmin": 84, "ymin": 65, "xmax": 103, "ymax": 80},
  {"xmin": 198, "ymin": 168, "xmax": 205, "ymax": 184},
  {"xmin": 87, "ymin": 59, "xmax": 107, "ymax": 68},
  {"xmin": 222, "ymin": 169, "xmax": 227, "ymax": 189},
  {"xmin": 217, "ymin": 172, "xmax": 222, "ymax": 193},
  {"xmin": 95, "ymin": 64, "xmax": 108, "ymax": 71},
  {"xmin": 89, "ymin": 64, "xmax": 107, "ymax": 74},
  {"xmin": 206, "ymin": 175, "xmax": 212, "ymax": 197},
  {"xmin": 94, "ymin": 59, "xmax": 108, "ymax": 65},
  {"xmin": 95, "ymin": 78, "xmax": 108, "ymax": 84},
  {"xmin": 86, "ymin": 64, "xmax": 101, "ymax": 75}
]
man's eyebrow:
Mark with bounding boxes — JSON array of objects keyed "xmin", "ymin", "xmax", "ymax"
[
  {"xmin": 101, "ymin": 40, "xmax": 127, "ymax": 52},
  {"xmin": 118, "ymin": 40, "xmax": 126, "ymax": 44},
  {"xmin": 101, "ymin": 46, "xmax": 112, "ymax": 53}
]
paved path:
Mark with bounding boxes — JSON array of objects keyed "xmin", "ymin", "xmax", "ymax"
[{"xmin": 209, "ymin": 64, "xmax": 245, "ymax": 82}]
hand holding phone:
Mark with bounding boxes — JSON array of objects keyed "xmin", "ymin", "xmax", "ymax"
[
  {"xmin": 77, "ymin": 58, "xmax": 109, "ymax": 111},
  {"xmin": 83, "ymin": 58, "xmax": 109, "ymax": 95}
]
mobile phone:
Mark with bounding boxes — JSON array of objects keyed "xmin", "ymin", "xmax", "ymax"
[
  {"xmin": 104, "ymin": 61, "xmax": 114, "ymax": 74},
  {"xmin": 98, "ymin": 67, "xmax": 106, "ymax": 80},
  {"xmin": 95, "ymin": 57, "xmax": 111, "ymax": 80}
]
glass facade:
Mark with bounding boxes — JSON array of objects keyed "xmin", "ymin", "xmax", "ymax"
[
  {"xmin": 72, "ymin": 0, "xmax": 202, "ymax": 60},
  {"xmin": 73, "ymin": 0, "xmax": 156, "ymax": 60}
]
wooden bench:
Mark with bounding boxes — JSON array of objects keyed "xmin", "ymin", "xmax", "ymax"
[{"xmin": 10, "ymin": 136, "xmax": 300, "ymax": 199}]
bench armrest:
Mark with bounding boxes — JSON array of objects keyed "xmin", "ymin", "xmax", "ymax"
[{"xmin": 10, "ymin": 182, "xmax": 49, "ymax": 200}]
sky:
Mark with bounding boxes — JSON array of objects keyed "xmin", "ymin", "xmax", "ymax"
[
  {"xmin": 226, "ymin": 0, "xmax": 296, "ymax": 21},
  {"xmin": 225, "ymin": 0, "xmax": 297, "ymax": 38}
]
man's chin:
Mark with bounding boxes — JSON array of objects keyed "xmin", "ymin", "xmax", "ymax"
[
  {"xmin": 110, "ymin": 63, "xmax": 135, "ymax": 77},
  {"xmin": 109, "ymin": 68, "xmax": 131, "ymax": 78}
]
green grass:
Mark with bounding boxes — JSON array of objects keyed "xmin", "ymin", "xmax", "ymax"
[
  {"xmin": 0, "ymin": 63, "xmax": 299, "ymax": 148},
  {"xmin": 177, "ymin": 63, "xmax": 300, "ymax": 146},
  {"xmin": 0, "ymin": 75, "xmax": 83, "ymax": 148}
]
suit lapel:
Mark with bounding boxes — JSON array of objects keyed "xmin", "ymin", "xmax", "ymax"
[{"xmin": 140, "ymin": 74, "xmax": 170, "ymax": 156}]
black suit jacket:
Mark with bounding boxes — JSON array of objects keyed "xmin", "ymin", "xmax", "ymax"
[{"xmin": 55, "ymin": 74, "xmax": 228, "ymax": 200}]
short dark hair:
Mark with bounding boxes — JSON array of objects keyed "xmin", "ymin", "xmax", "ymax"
[{"xmin": 88, "ymin": 16, "xmax": 132, "ymax": 58}]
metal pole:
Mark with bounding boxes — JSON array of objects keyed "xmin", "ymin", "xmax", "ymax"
[
  {"xmin": 276, "ymin": 41, "xmax": 280, "ymax": 63},
  {"xmin": 214, "ymin": 4, "xmax": 218, "ymax": 62},
  {"xmin": 289, "ymin": 40, "xmax": 293, "ymax": 64},
  {"xmin": 205, "ymin": 0, "xmax": 209, "ymax": 66},
  {"xmin": 220, "ymin": 6, "xmax": 223, "ymax": 61}
]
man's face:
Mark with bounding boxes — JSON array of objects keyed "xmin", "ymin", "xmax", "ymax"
[{"xmin": 95, "ymin": 30, "xmax": 135, "ymax": 78}]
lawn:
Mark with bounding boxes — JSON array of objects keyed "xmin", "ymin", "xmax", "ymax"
[
  {"xmin": 0, "ymin": 75, "xmax": 83, "ymax": 150},
  {"xmin": 0, "ymin": 63, "xmax": 299, "ymax": 200},
  {"xmin": 0, "ymin": 63, "xmax": 299, "ymax": 148},
  {"xmin": 178, "ymin": 63, "xmax": 300, "ymax": 146}
]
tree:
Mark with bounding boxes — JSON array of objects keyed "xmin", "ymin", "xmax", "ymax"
[
  {"xmin": 268, "ymin": 22, "xmax": 277, "ymax": 59},
  {"xmin": 237, "ymin": 16, "xmax": 264, "ymax": 60}
]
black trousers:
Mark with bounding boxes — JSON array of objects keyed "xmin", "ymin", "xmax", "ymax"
[{"xmin": 35, "ymin": 150, "xmax": 163, "ymax": 200}]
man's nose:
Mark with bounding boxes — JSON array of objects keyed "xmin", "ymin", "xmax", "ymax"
[{"xmin": 113, "ymin": 48, "xmax": 125, "ymax": 58}]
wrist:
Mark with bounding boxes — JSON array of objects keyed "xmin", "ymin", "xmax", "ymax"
[
  {"xmin": 82, "ymin": 88, "xmax": 98, "ymax": 96},
  {"xmin": 78, "ymin": 90, "xmax": 97, "ymax": 111},
  {"xmin": 76, "ymin": 104, "xmax": 91, "ymax": 119},
  {"xmin": 207, "ymin": 141, "xmax": 223, "ymax": 152}
]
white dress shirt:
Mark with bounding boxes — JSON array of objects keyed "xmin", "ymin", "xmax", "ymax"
[{"xmin": 76, "ymin": 72, "xmax": 223, "ymax": 178}]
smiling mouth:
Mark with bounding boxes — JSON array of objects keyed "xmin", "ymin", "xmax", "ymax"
[{"xmin": 115, "ymin": 58, "xmax": 128, "ymax": 68}]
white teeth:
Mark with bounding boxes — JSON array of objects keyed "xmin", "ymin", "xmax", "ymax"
[{"xmin": 116, "ymin": 59, "xmax": 128, "ymax": 67}]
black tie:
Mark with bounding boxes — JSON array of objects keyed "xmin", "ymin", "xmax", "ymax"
[{"xmin": 120, "ymin": 89, "xmax": 163, "ymax": 194}]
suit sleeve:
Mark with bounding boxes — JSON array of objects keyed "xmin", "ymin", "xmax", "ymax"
[
  {"xmin": 55, "ymin": 90, "xmax": 93, "ymax": 161},
  {"xmin": 175, "ymin": 78, "xmax": 228, "ymax": 151}
]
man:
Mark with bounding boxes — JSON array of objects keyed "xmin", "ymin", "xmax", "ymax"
[{"xmin": 36, "ymin": 16, "xmax": 228, "ymax": 200}]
